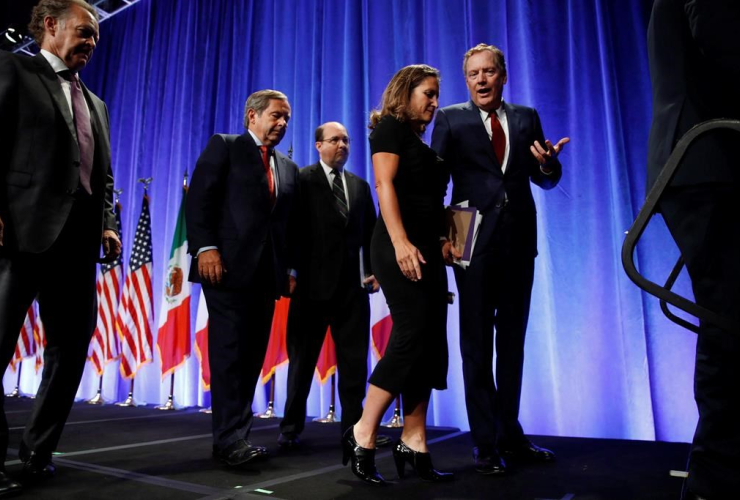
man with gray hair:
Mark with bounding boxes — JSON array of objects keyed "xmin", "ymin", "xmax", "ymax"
[
  {"xmin": 187, "ymin": 89, "xmax": 299, "ymax": 467},
  {"xmin": 0, "ymin": 0, "xmax": 120, "ymax": 493}
]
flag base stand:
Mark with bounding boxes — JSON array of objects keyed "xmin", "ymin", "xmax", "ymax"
[
  {"xmin": 86, "ymin": 389, "xmax": 105, "ymax": 405},
  {"xmin": 5, "ymin": 387, "xmax": 21, "ymax": 398},
  {"xmin": 199, "ymin": 407, "xmax": 212, "ymax": 414},
  {"xmin": 115, "ymin": 392, "xmax": 137, "ymax": 407},
  {"xmin": 313, "ymin": 405, "xmax": 340, "ymax": 423},
  {"xmin": 256, "ymin": 401, "xmax": 278, "ymax": 419},
  {"xmin": 382, "ymin": 405, "xmax": 403, "ymax": 428},
  {"xmin": 155, "ymin": 395, "xmax": 176, "ymax": 411}
]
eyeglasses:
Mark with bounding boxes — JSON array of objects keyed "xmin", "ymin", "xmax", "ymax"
[{"xmin": 320, "ymin": 136, "xmax": 351, "ymax": 145}]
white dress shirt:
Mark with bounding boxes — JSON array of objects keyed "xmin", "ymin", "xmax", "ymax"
[
  {"xmin": 320, "ymin": 160, "xmax": 350, "ymax": 208},
  {"xmin": 39, "ymin": 49, "xmax": 91, "ymax": 119},
  {"xmin": 478, "ymin": 102, "xmax": 510, "ymax": 173}
]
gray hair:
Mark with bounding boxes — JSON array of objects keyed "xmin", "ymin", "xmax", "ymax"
[
  {"xmin": 29, "ymin": 0, "xmax": 98, "ymax": 45},
  {"xmin": 243, "ymin": 89, "xmax": 288, "ymax": 128}
]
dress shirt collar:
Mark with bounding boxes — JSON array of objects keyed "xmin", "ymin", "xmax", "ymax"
[
  {"xmin": 320, "ymin": 159, "xmax": 343, "ymax": 176},
  {"xmin": 477, "ymin": 100, "xmax": 505, "ymax": 121},
  {"xmin": 40, "ymin": 49, "xmax": 73, "ymax": 75},
  {"xmin": 247, "ymin": 129, "xmax": 264, "ymax": 147}
]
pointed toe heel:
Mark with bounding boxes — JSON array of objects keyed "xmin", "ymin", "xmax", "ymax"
[
  {"xmin": 394, "ymin": 439, "xmax": 454, "ymax": 482},
  {"xmin": 341, "ymin": 426, "xmax": 386, "ymax": 485}
]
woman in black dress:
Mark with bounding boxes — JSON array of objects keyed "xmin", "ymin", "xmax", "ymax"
[{"xmin": 342, "ymin": 65, "xmax": 457, "ymax": 485}]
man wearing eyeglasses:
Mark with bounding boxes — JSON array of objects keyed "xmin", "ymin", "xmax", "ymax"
[{"xmin": 278, "ymin": 122, "xmax": 381, "ymax": 449}]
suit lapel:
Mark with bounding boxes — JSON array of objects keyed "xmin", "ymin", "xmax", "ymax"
[
  {"xmin": 502, "ymin": 102, "xmax": 521, "ymax": 176},
  {"xmin": 32, "ymin": 54, "xmax": 78, "ymax": 143}
]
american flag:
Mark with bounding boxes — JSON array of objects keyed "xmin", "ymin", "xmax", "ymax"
[
  {"xmin": 88, "ymin": 201, "xmax": 123, "ymax": 375},
  {"xmin": 116, "ymin": 195, "xmax": 154, "ymax": 379},
  {"xmin": 10, "ymin": 304, "xmax": 37, "ymax": 370},
  {"xmin": 34, "ymin": 312, "xmax": 46, "ymax": 373}
]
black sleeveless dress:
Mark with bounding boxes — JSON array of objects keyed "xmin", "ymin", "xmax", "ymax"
[{"xmin": 368, "ymin": 115, "xmax": 448, "ymax": 394}]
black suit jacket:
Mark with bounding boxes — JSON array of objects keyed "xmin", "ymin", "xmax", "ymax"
[
  {"xmin": 295, "ymin": 163, "xmax": 376, "ymax": 301},
  {"xmin": 0, "ymin": 51, "xmax": 116, "ymax": 253},
  {"xmin": 186, "ymin": 132, "xmax": 299, "ymax": 293},
  {"xmin": 431, "ymin": 100, "xmax": 561, "ymax": 257},
  {"xmin": 646, "ymin": 0, "xmax": 740, "ymax": 190}
]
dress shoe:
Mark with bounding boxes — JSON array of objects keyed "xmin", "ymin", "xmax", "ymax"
[
  {"xmin": 375, "ymin": 434, "xmax": 392, "ymax": 447},
  {"xmin": 473, "ymin": 447, "xmax": 507, "ymax": 475},
  {"xmin": 0, "ymin": 471, "xmax": 21, "ymax": 498},
  {"xmin": 277, "ymin": 433, "xmax": 301, "ymax": 450},
  {"xmin": 499, "ymin": 439, "xmax": 555, "ymax": 462},
  {"xmin": 20, "ymin": 451, "xmax": 56, "ymax": 481},
  {"xmin": 393, "ymin": 439, "xmax": 454, "ymax": 482},
  {"xmin": 341, "ymin": 426, "xmax": 386, "ymax": 485},
  {"xmin": 213, "ymin": 440, "xmax": 268, "ymax": 466}
]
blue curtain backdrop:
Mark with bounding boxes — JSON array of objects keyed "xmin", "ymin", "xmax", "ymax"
[{"xmin": 4, "ymin": 0, "xmax": 701, "ymax": 443}]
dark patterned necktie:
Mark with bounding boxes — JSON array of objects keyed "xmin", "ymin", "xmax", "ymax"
[
  {"xmin": 61, "ymin": 71, "xmax": 94, "ymax": 194},
  {"xmin": 331, "ymin": 169, "xmax": 348, "ymax": 220},
  {"xmin": 259, "ymin": 145, "xmax": 276, "ymax": 204},
  {"xmin": 490, "ymin": 111, "xmax": 506, "ymax": 167}
]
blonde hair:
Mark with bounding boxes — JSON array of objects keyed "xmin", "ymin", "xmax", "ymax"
[
  {"xmin": 463, "ymin": 43, "xmax": 506, "ymax": 76},
  {"xmin": 369, "ymin": 64, "xmax": 440, "ymax": 131}
]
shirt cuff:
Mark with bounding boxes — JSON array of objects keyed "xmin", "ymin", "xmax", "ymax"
[{"xmin": 197, "ymin": 246, "xmax": 218, "ymax": 256}]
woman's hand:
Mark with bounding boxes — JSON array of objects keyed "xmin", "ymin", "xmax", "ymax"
[{"xmin": 394, "ymin": 238, "xmax": 426, "ymax": 281}]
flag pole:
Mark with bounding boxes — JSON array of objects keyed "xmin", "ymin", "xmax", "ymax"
[
  {"xmin": 256, "ymin": 374, "xmax": 278, "ymax": 419},
  {"xmin": 5, "ymin": 361, "xmax": 22, "ymax": 398},
  {"xmin": 86, "ymin": 373, "xmax": 105, "ymax": 405},
  {"xmin": 116, "ymin": 379, "xmax": 137, "ymax": 407},
  {"xmin": 156, "ymin": 373, "xmax": 177, "ymax": 410},
  {"xmin": 314, "ymin": 373, "xmax": 340, "ymax": 423},
  {"xmin": 382, "ymin": 396, "xmax": 404, "ymax": 427}
]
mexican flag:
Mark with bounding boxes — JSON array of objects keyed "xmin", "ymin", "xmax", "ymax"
[{"xmin": 156, "ymin": 183, "xmax": 192, "ymax": 378}]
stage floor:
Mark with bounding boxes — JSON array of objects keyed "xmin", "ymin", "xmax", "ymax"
[{"xmin": 4, "ymin": 398, "xmax": 687, "ymax": 499}]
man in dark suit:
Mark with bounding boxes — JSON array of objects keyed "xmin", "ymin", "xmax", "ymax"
[
  {"xmin": 278, "ymin": 122, "xmax": 378, "ymax": 449},
  {"xmin": 647, "ymin": 2, "xmax": 740, "ymax": 498},
  {"xmin": 0, "ymin": 0, "xmax": 120, "ymax": 494},
  {"xmin": 187, "ymin": 89, "xmax": 299, "ymax": 467},
  {"xmin": 431, "ymin": 43, "xmax": 568, "ymax": 475}
]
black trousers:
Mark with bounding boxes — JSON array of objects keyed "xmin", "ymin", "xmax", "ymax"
[
  {"xmin": 454, "ymin": 207, "xmax": 535, "ymax": 451},
  {"xmin": 280, "ymin": 279, "xmax": 370, "ymax": 438},
  {"xmin": 660, "ymin": 184, "xmax": 740, "ymax": 498},
  {"xmin": 0, "ymin": 195, "xmax": 99, "ymax": 462},
  {"xmin": 203, "ymin": 247, "xmax": 277, "ymax": 450}
]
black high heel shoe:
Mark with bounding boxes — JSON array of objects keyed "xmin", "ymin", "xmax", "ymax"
[
  {"xmin": 341, "ymin": 426, "xmax": 386, "ymax": 485},
  {"xmin": 393, "ymin": 439, "xmax": 454, "ymax": 482}
]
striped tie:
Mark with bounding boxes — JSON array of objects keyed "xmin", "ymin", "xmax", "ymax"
[{"xmin": 331, "ymin": 169, "xmax": 348, "ymax": 221}]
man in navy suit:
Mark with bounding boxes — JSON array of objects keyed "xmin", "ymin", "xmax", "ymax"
[
  {"xmin": 187, "ymin": 89, "xmax": 299, "ymax": 467},
  {"xmin": 278, "ymin": 122, "xmax": 379, "ymax": 449},
  {"xmin": 0, "ymin": 0, "xmax": 120, "ymax": 493},
  {"xmin": 647, "ymin": 1, "xmax": 740, "ymax": 499},
  {"xmin": 432, "ymin": 43, "xmax": 568, "ymax": 475}
]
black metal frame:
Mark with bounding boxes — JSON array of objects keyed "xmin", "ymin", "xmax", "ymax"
[{"xmin": 621, "ymin": 118, "xmax": 740, "ymax": 335}]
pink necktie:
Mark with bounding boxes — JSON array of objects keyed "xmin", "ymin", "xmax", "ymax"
[{"xmin": 64, "ymin": 72, "xmax": 94, "ymax": 194}]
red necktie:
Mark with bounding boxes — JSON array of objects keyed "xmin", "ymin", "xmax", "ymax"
[
  {"xmin": 490, "ymin": 111, "xmax": 506, "ymax": 167},
  {"xmin": 62, "ymin": 71, "xmax": 94, "ymax": 194},
  {"xmin": 259, "ymin": 145, "xmax": 276, "ymax": 204}
]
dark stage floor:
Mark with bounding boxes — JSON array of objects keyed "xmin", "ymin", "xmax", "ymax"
[{"xmin": 4, "ymin": 398, "xmax": 688, "ymax": 499}]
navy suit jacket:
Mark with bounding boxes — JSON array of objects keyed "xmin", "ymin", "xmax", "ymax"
[
  {"xmin": 431, "ymin": 100, "xmax": 561, "ymax": 257},
  {"xmin": 0, "ymin": 51, "xmax": 116, "ymax": 254},
  {"xmin": 295, "ymin": 163, "xmax": 376, "ymax": 300},
  {"xmin": 186, "ymin": 132, "xmax": 299, "ymax": 293}
]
